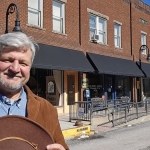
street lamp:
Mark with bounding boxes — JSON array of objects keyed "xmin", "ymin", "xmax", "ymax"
[
  {"xmin": 138, "ymin": 45, "xmax": 150, "ymax": 102},
  {"xmin": 139, "ymin": 45, "xmax": 150, "ymax": 68},
  {"xmin": 5, "ymin": 3, "xmax": 22, "ymax": 34}
]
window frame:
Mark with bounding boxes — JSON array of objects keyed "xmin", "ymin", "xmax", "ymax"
[
  {"xmin": 114, "ymin": 23, "xmax": 121, "ymax": 48},
  {"xmin": 98, "ymin": 17, "xmax": 107, "ymax": 44},
  {"xmin": 89, "ymin": 14, "xmax": 107, "ymax": 44},
  {"xmin": 28, "ymin": 0, "xmax": 43, "ymax": 28},
  {"xmin": 141, "ymin": 32, "xmax": 147, "ymax": 55},
  {"xmin": 52, "ymin": 0, "xmax": 65, "ymax": 34}
]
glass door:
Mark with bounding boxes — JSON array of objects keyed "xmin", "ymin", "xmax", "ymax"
[{"xmin": 106, "ymin": 76, "xmax": 113, "ymax": 100}]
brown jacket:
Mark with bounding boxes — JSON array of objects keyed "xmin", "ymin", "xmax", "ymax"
[{"xmin": 24, "ymin": 85, "xmax": 69, "ymax": 150}]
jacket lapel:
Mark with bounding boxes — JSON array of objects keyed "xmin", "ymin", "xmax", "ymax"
[{"xmin": 24, "ymin": 85, "xmax": 40, "ymax": 121}]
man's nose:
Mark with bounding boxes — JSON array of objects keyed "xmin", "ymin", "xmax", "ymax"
[{"xmin": 9, "ymin": 60, "xmax": 20, "ymax": 73}]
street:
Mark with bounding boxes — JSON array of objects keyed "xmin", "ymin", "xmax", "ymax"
[{"xmin": 66, "ymin": 121, "xmax": 150, "ymax": 150}]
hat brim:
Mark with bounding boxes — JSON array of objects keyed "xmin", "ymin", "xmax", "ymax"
[{"xmin": 0, "ymin": 115, "xmax": 54, "ymax": 150}]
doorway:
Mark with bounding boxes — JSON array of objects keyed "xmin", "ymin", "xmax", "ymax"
[
  {"xmin": 67, "ymin": 75, "xmax": 75, "ymax": 104},
  {"xmin": 46, "ymin": 76, "xmax": 59, "ymax": 106},
  {"xmin": 106, "ymin": 76, "xmax": 113, "ymax": 100}
]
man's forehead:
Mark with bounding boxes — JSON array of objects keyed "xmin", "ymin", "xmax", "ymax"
[{"xmin": 0, "ymin": 48, "xmax": 31, "ymax": 54}]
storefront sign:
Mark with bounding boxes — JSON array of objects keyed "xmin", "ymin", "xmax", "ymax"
[
  {"xmin": 88, "ymin": 85, "xmax": 102, "ymax": 89},
  {"xmin": 82, "ymin": 78, "xmax": 89, "ymax": 88}
]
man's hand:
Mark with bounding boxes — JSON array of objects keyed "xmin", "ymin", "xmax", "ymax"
[{"xmin": 46, "ymin": 144, "xmax": 66, "ymax": 150}]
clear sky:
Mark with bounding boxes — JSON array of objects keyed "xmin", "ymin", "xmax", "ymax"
[{"xmin": 142, "ymin": 0, "xmax": 150, "ymax": 5}]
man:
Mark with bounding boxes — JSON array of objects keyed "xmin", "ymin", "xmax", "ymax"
[{"xmin": 0, "ymin": 32, "xmax": 69, "ymax": 150}]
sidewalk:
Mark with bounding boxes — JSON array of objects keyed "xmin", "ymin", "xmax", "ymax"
[{"xmin": 58, "ymin": 113, "xmax": 150, "ymax": 139}]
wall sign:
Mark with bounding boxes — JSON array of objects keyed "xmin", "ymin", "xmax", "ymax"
[{"xmin": 82, "ymin": 78, "xmax": 89, "ymax": 89}]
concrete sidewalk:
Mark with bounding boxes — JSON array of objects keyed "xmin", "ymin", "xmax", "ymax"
[{"xmin": 58, "ymin": 113, "xmax": 150, "ymax": 139}]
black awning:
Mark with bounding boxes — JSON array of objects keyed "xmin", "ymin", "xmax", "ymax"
[
  {"xmin": 32, "ymin": 43, "xmax": 94, "ymax": 72},
  {"xmin": 136, "ymin": 62, "xmax": 150, "ymax": 77},
  {"xmin": 87, "ymin": 52, "xmax": 144, "ymax": 77}
]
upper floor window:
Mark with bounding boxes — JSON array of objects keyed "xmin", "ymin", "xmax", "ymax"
[
  {"xmin": 141, "ymin": 33, "xmax": 147, "ymax": 54},
  {"xmin": 28, "ymin": 0, "xmax": 43, "ymax": 28},
  {"xmin": 114, "ymin": 23, "xmax": 121, "ymax": 48},
  {"xmin": 139, "ymin": 18, "xmax": 148, "ymax": 25},
  {"xmin": 89, "ymin": 14, "xmax": 107, "ymax": 44},
  {"xmin": 53, "ymin": 0, "xmax": 65, "ymax": 33}
]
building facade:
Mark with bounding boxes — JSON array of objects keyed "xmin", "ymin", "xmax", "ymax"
[{"xmin": 0, "ymin": 0, "xmax": 150, "ymax": 114}]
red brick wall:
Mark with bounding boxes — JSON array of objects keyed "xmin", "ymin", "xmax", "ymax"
[
  {"xmin": 80, "ymin": 0, "xmax": 131, "ymax": 59},
  {"xmin": 0, "ymin": 0, "xmax": 150, "ymax": 62},
  {"xmin": 131, "ymin": 0, "xmax": 150, "ymax": 63},
  {"xmin": 0, "ymin": 0, "xmax": 81, "ymax": 50}
]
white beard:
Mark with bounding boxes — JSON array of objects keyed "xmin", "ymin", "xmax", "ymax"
[{"xmin": 0, "ymin": 76, "xmax": 25, "ymax": 91}]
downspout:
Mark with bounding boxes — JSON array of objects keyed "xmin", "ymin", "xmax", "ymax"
[
  {"xmin": 79, "ymin": 0, "xmax": 83, "ymax": 102},
  {"xmin": 130, "ymin": 1, "xmax": 132, "ymax": 56},
  {"xmin": 79, "ymin": 0, "xmax": 81, "ymax": 45},
  {"xmin": 130, "ymin": 1, "xmax": 136, "ymax": 102}
]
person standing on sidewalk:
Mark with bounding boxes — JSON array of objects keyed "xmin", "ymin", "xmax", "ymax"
[{"xmin": 0, "ymin": 32, "xmax": 69, "ymax": 150}]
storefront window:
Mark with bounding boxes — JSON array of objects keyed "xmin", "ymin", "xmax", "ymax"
[
  {"xmin": 88, "ymin": 74, "xmax": 104, "ymax": 98},
  {"xmin": 143, "ymin": 78, "xmax": 150, "ymax": 98},
  {"xmin": 116, "ymin": 76, "xmax": 130, "ymax": 98},
  {"xmin": 27, "ymin": 68, "xmax": 63, "ymax": 106}
]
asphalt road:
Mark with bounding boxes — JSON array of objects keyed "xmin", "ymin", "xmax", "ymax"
[{"xmin": 66, "ymin": 121, "xmax": 150, "ymax": 150}]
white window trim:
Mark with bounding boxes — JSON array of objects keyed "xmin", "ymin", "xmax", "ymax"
[
  {"xmin": 114, "ymin": 23, "xmax": 122, "ymax": 49},
  {"xmin": 52, "ymin": 30, "xmax": 67, "ymax": 36},
  {"xmin": 113, "ymin": 20, "xmax": 122, "ymax": 25},
  {"xmin": 26, "ymin": 23, "xmax": 46, "ymax": 30},
  {"xmin": 141, "ymin": 32, "xmax": 147, "ymax": 55},
  {"xmin": 40, "ymin": 0, "xmax": 43, "ymax": 28},
  {"xmin": 53, "ymin": 0, "xmax": 66, "ymax": 34},
  {"xmin": 141, "ymin": 31, "xmax": 147, "ymax": 35},
  {"xmin": 87, "ymin": 8, "xmax": 109, "ymax": 20},
  {"xmin": 57, "ymin": 0, "xmax": 67, "ymax": 3},
  {"xmin": 28, "ymin": 0, "xmax": 43, "ymax": 28}
]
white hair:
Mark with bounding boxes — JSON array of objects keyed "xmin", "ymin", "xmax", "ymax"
[{"xmin": 0, "ymin": 32, "xmax": 38, "ymax": 62}]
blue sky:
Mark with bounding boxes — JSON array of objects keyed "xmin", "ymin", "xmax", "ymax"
[{"xmin": 142, "ymin": 0, "xmax": 150, "ymax": 5}]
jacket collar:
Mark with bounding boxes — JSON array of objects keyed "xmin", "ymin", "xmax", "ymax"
[{"xmin": 24, "ymin": 85, "xmax": 40, "ymax": 121}]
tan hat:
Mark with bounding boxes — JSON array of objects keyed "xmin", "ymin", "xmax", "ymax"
[{"xmin": 0, "ymin": 115, "xmax": 54, "ymax": 150}]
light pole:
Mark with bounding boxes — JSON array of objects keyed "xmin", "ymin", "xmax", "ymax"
[
  {"xmin": 139, "ymin": 45, "xmax": 150, "ymax": 102},
  {"xmin": 5, "ymin": 3, "xmax": 22, "ymax": 34},
  {"xmin": 139, "ymin": 44, "xmax": 150, "ymax": 69}
]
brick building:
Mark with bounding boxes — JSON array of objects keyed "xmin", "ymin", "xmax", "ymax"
[{"xmin": 0, "ymin": 0, "xmax": 150, "ymax": 114}]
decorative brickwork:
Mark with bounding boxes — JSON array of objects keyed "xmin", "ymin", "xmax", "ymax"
[{"xmin": 134, "ymin": 0, "xmax": 150, "ymax": 15}]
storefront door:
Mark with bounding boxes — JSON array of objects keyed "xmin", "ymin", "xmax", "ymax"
[
  {"xmin": 67, "ymin": 75, "xmax": 75, "ymax": 104},
  {"xmin": 106, "ymin": 76, "xmax": 113, "ymax": 100},
  {"xmin": 46, "ymin": 76, "xmax": 59, "ymax": 106},
  {"xmin": 115, "ymin": 76, "xmax": 130, "ymax": 99}
]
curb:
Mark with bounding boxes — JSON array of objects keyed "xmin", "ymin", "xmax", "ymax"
[{"xmin": 62, "ymin": 125, "xmax": 94, "ymax": 139}]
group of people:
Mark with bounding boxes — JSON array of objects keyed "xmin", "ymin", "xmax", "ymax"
[{"xmin": 0, "ymin": 32, "xmax": 69, "ymax": 150}]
